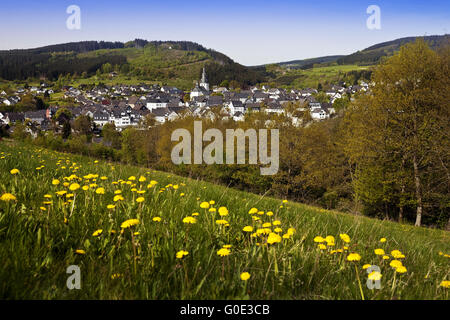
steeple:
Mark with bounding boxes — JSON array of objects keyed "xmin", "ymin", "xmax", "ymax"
[{"xmin": 201, "ymin": 67, "xmax": 207, "ymax": 84}]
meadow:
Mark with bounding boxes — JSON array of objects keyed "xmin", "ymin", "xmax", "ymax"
[{"xmin": 0, "ymin": 140, "xmax": 449, "ymax": 299}]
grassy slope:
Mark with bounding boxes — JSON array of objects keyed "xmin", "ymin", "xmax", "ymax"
[{"xmin": 0, "ymin": 141, "xmax": 449, "ymax": 299}]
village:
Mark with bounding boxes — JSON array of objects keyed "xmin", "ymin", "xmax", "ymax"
[{"xmin": 0, "ymin": 67, "xmax": 370, "ymax": 135}]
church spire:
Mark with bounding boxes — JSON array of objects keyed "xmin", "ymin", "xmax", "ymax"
[{"xmin": 201, "ymin": 67, "xmax": 207, "ymax": 83}]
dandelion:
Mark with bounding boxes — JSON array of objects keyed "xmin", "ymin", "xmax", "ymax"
[
  {"xmin": 192, "ymin": 212, "xmax": 199, "ymax": 216},
  {"xmin": 374, "ymin": 248, "xmax": 385, "ymax": 255},
  {"xmin": 152, "ymin": 217, "xmax": 162, "ymax": 222},
  {"xmin": 75, "ymin": 249, "xmax": 86, "ymax": 255},
  {"xmin": 138, "ymin": 176, "xmax": 146, "ymax": 182},
  {"xmin": 248, "ymin": 208, "xmax": 258, "ymax": 214},
  {"xmin": 368, "ymin": 271, "xmax": 382, "ymax": 281},
  {"xmin": 318, "ymin": 244, "xmax": 327, "ymax": 250},
  {"xmin": 121, "ymin": 219, "xmax": 139, "ymax": 229},
  {"xmin": 391, "ymin": 250, "xmax": 405, "ymax": 259},
  {"xmin": 176, "ymin": 250, "xmax": 189, "ymax": 259},
  {"xmin": 95, "ymin": 187, "xmax": 105, "ymax": 195},
  {"xmin": 218, "ymin": 207, "xmax": 228, "ymax": 216},
  {"xmin": 395, "ymin": 266, "xmax": 407, "ymax": 273},
  {"xmin": 267, "ymin": 232, "xmax": 282, "ymax": 244},
  {"xmin": 183, "ymin": 216, "xmax": 197, "ymax": 224},
  {"xmin": 107, "ymin": 204, "xmax": 115, "ymax": 209},
  {"xmin": 314, "ymin": 236, "xmax": 325, "ymax": 243},
  {"xmin": 390, "ymin": 260, "xmax": 403, "ymax": 268},
  {"xmin": 52, "ymin": 179, "xmax": 60, "ymax": 185},
  {"xmin": 362, "ymin": 264, "xmax": 371, "ymax": 270},
  {"xmin": 113, "ymin": 195, "xmax": 124, "ymax": 202},
  {"xmin": 69, "ymin": 183, "xmax": 80, "ymax": 191},
  {"xmin": 262, "ymin": 222, "xmax": 272, "ymax": 228},
  {"xmin": 274, "ymin": 227, "xmax": 283, "ymax": 233},
  {"xmin": 10, "ymin": 168, "xmax": 20, "ymax": 175},
  {"xmin": 440, "ymin": 280, "xmax": 450, "ymax": 288},
  {"xmin": 136, "ymin": 197, "xmax": 145, "ymax": 203},
  {"xmin": 217, "ymin": 248, "xmax": 231, "ymax": 256},
  {"xmin": 216, "ymin": 219, "xmax": 228, "ymax": 225},
  {"xmin": 92, "ymin": 229, "xmax": 103, "ymax": 237},
  {"xmin": 240, "ymin": 272, "xmax": 251, "ymax": 281},
  {"xmin": 200, "ymin": 202, "xmax": 210, "ymax": 209},
  {"xmin": 347, "ymin": 253, "xmax": 361, "ymax": 261},
  {"xmin": 340, "ymin": 234, "xmax": 351, "ymax": 243},
  {"xmin": 0, "ymin": 193, "xmax": 16, "ymax": 201},
  {"xmin": 380, "ymin": 238, "xmax": 387, "ymax": 243},
  {"xmin": 243, "ymin": 226, "xmax": 253, "ymax": 232},
  {"xmin": 382, "ymin": 255, "xmax": 390, "ymax": 260},
  {"xmin": 272, "ymin": 220, "xmax": 281, "ymax": 226}
]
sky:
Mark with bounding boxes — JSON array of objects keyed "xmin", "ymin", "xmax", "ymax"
[{"xmin": 0, "ymin": 0, "xmax": 449, "ymax": 66}]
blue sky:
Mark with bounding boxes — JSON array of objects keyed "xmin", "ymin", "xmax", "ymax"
[{"xmin": 0, "ymin": 0, "xmax": 448, "ymax": 65}]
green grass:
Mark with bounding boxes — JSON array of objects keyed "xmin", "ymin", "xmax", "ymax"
[{"xmin": 0, "ymin": 140, "xmax": 449, "ymax": 299}]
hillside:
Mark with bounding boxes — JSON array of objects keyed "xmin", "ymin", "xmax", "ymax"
[
  {"xmin": 0, "ymin": 39, "xmax": 267, "ymax": 90},
  {"xmin": 0, "ymin": 140, "xmax": 449, "ymax": 299}
]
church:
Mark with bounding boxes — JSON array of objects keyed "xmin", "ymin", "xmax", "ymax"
[{"xmin": 190, "ymin": 67, "xmax": 210, "ymax": 100}]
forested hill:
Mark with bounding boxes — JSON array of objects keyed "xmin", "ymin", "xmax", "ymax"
[
  {"xmin": 0, "ymin": 39, "xmax": 267, "ymax": 88},
  {"xmin": 336, "ymin": 35, "xmax": 449, "ymax": 65}
]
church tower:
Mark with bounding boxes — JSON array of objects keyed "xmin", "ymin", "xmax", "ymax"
[{"xmin": 199, "ymin": 67, "xmax": 209, "ymax": 92}]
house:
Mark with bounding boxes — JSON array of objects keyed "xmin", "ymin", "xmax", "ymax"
[
  {"xmin": 5, "ymin": 112, "xmax": 25, "ymax": 123},
  {"xmin": 146, "ymin": 98, "xmax": 169, "ymax": 111},
  {"xmin": 93, "ymin": 111, "xmax": 110, "ymax": 127},
  {"xmin": 227, "ymin": 100, "xmax": 245, "ymax": 115},
  {"xmin": 311, "ymin": 109, "xmax": 329, "ymax": 120},
  {"xmin": 24, "ymin": 110, "xmax": 46, "ymax": 125},
  {"xmin": 265, "ymin": 102, "xmax": 284, "ymax": 114}
]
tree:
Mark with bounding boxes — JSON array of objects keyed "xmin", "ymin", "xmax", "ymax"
[
  {"xmin": 344, "ymin": 39, "xmax": 450, "ymax": 226},
  {"xmin": 73, "ymin": 115, "xmax": 92, "ymax": 136}
]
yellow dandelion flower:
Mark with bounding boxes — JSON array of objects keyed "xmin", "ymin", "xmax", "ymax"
[
  {"xmin": 218, "ymin": 207, "xmax": 228, "ymax": 216},
  {"xmin": 262, "ymin": 222, "xmax": 272, "ymax": 228},
  {"xmin": 209, "ymin": 208, "xmax": 216, "ymax": 213},
  {"xmin": 107, "ymin": 204, "xmax": 115, "ymax": 209},
  {"xmin": 217, "ymin": 248, "xmax": 231, "ymax": 256},
  {"xmin": 274, "ymin": 227, "xmax": 283, "ymax": 233},
  {"xmin": 362, "ymin": 264, "xmax": 371, "ymax": 270},
  {"xmin": 120, "ymin": 219, "xmax": 139, "ymax": 229},
  {"xmin": 390, "ymin": 260, "xmax": 403, "ymax": 268},
  {"xmin": 287, "ymin": 228, "xmax": 296, "ymax": 235},
  {"xmin": 368, "ymin": 271, "xmax": 382, "ymax": 281},
  {"xmin": 339, "ymin": 234, "xmax": 351, "ymax": 243},
  {"xmin": 243, "ymin": 226, "xmax": 253, "ymax": 232},
  {"xmin": 440, "ymin": 280, "xmax": 450, "ymax": 288},
  {"xmin": 267, "ymin": 232, "xmax": 282, "ymax": 244},
  {"xmin": 136, "ymin": 197, "xmax": 145, "ymax": 203},
  {"xmin": 52, "ymin": 179, "xmax": 60, "ymax": 185},
  {"xmin": 200, "ymin": 202, "xmax": 210, "ymax": 209},
  {"xmin": 92, "ymin": 229, "xmax": 103, "ymax": 237},
  {"xmin": 182, "ymin": 216, "xmax": 197, "ymax": 224},
  {"xmin": 395, "ymin": 266, "xmax": 407, "ymax": 273},
  {"xmin": 128, "ymin": 176, "xmax": 136, "ymax": 181},
  {"xmin": 152, "ymin": 217, "xmax": 162, "ymax": 222},
  {"xmin": 113, "ymin": 195, "xmax": 124, "ymax": 202},
  {"xmin": 391, "ymin": 250, "xmax": 405, "ymax": 259},
  {"xmin": 75, "ymin": 249, "xmax": 86, "ymax": 255},
  {"xmin": 374, "ymin": 248, "xmax": 385, "ymax": 255},
  {"xmin": 10, "ymin": 168, "xmax": 20, "ymax": 175},
  {"xmin": 192, "ymin": 212, "xmax": 199, "ymax": 216},
  {"xmin": 382, "ymin": 255, "xmax": 390, "ymax": 260},
  {"xmin": 176, "ymin": 250, "xmax": 189, "ymax": 259},
  {"xmin": 248, "ymin": 208, "xmax": 258, "ymax": 214},
  {"xmin": 138, "ymin": 176, "xmax": 146, "ymax": 182},
  {"xmin": 216, "ymin": 219, "xmax": 228, "ymax": 225},
  {"xmin": 95, "ymin": 187, "xmax": 105, "ymax": 195},
  {"xmin": 266, "ymin": 211, "xmax": 274, "ymax": 216},
  {"xmin": 380, "ymin": 238, "xmax": 387, "ymax": 243},
  {"xmin": 69, "ymin": 183, "xmax": 80, "ymax": 191},
  {"xmin": 0, "ymin": 193, "xmax": 17, "ymax": 201},
  {"xmin": 318, "ymin": 244, "xmax": 327, "ymax": 250},
  {"xmin": 314, "ymin": 236, "xmax": 325, "ymax": 243},
  {"xmin": 347, "ymin": 253, "xmax": 361, "ymax": 261}
]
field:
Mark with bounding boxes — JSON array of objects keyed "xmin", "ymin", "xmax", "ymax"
[{"xmin": 0, "ymin": 140, "xmax": 449, "ymax": 299}]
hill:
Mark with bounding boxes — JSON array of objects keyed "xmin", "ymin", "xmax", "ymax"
[
  {"xmin": 0, "ymin": 39, "xmax": 267, "ymax": 90},
  {"xmin": 0, "ymin": 140, "xmax": 449, "ymax": 299}
]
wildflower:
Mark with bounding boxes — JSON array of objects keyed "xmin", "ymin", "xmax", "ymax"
[
  {"xmin": 362, "ymin": 264, "xmax": 371, "ymax": 270},
  {"xmin": 138, "ymin": 176, "xmax": 146, "ymax": 182},
  {"xmin": 113, "ymin": 195, "xmax": 124, "ymax": 202},
  {"xmin": 389, "ymin": 260, "xmax": 403, "ymax": 268},
  {"xmin": 240, "ymin": 272, "xmax": 251, "ymax": 281},
  {"xmin": 136, "ymin": 197, "xmax": 145, "ymax": 203},
  {"xmin": 374, "ymin": 248, "xmax": 385, "ymax": 256},
  {"xmin": 200, "ymin": 202, "xmax": 210, "ymax": 209},
  {"xmin": 52, "ymin": 179, "xmax": 60, "ymax": 185},
  {"xmin": 395, "ymin": 266, "xmax": 407, "ymax": 273},
  {"xmin": 92, "ymin": 229, "xmax": 103, "ymax": 237},
  {"xmin": 248, "ymin": 208, "xmax": 258, "ymax": 214},
  {"xmin": 217, "ymin": 248, "xmax": 231, "ymax": 256},
  {"xmin": 176, "ymin": 250, "xmax": 189, "ymax": 259},
  {"xmin": 340, "ymin": 234, "xmax": 351, "ymax": 243},
  {"xmin": 10, "ymin": 168, "xmax": 20, "ymax": 175},
  {"xmin": 287, "ymin": 228, "xmax": 296, "ymax": 235},
  {"xmin": 440, "ymin": 280, "xmax": 450, "ymax": 288},
  {"xmin": 347, "ymin": 253, "xmax": 361, "ymax": 261},
  {"xmin": 380, "ymin": 238, "xmax": 387, "ymax": 243},
  {"xmin": 216, "ymin": 219, "xmax": 228, "ymax": 225},
  {"xmin": 209, "ymin": 208, "xmax": 216, "ymax": 213},
  {"xmin": 218, "ymin": 207, "xmax": 228, "ymax": 216},
  {"xmin": 75, "ymin": 249, "xmax": 86, "ymax": 255},
  {"xmin": 121, "ymin": 219, "xmax": 139, "ymax": 229},
  {"xmin": 107, "ymin": 204, "xmax": 115, "ymax": 209},
  {"xmin": 267, "ymin": 232, "xmax": 282, "ymax": 244},
  {"xmin": 368, "ymin": 271, "xmax": 382, "ymax": 281},
  {"xmin": 0, "ymin": 193, "xmax": 16, "ymax": 201},
  {"xmin": 391, "ymin": 250, "xmax": 405, "ymax": 259},
  {"xmin": 95, "ymin": 187, "xmax": 105, "ymax": 195},
  {"xmin": 152, "ymin": 217, "xmax": 162, "ymax": 222},
  {"xmin": 128, "ymin": 176, "xmax": 136, "ymax": 181},
  {"xmin": 382, "ymin": 255, "xmax": 390, "ymax": 260},
  {"xmin": 40, "ymin": 207, "xmax": 46, "ymax": 211},
  {"xmin": 69, "ymin": 183, "xmax": 80, "ymax": 191},
  {"xmin": 266, "ymin": 211, "xmax": 274, "ymax": 216},
  {"xmin": 114, "ymin": 190, "xmax": 122, "ymax": 194},
  {"xmin": 56, "ymin": 190, "xmax": 67, "ymax": 196},
  {"xmin": 243, "ymin": 226, "xmax": 253, "ymax": 232},
  {"xmin": 273, "ymin": 220, "xmax": 281, "ymax": 226},
  {"xmin": 182, "ymin": 216, "xmax": 197, "ymax": 224},
  {"xmin": 274, "ymin": 227, "xmax": 283, "ymax": 233},
  {"xmin": 192, "ymin": 212, "xmax": 199, "ymax": 216},
  {"xmin": 262, "ymin": 222, "xmax": 272, "ymax": 228},
  {"xmin": 209, "ymin": 200, "xmax": 215, "ymax": 205},
  {"xmin": 314, "ymin": 236, "xmax": 325, "ymax": 243},
  {"xmin": 82, "ymin": 186, "xmax": 89, "ymax": 191},
  {"xmin": 111, "ymin": 273, "xmax": 122, "ymax": 280},
  {"xmin": 318, "ymin": 244, "xmax": 327, "ymax": 250}
]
